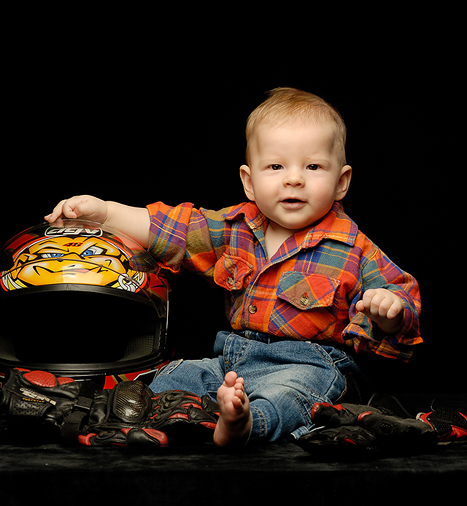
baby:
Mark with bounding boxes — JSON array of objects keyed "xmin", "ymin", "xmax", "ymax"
[{"xmin": 45, "ymin": 88, "xmax": 421, "ymax": 445}]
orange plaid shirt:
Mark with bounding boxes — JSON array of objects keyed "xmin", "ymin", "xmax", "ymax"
[{"xmin": 146, "ymin": 200, "xmax": 422, "ymax": 362}]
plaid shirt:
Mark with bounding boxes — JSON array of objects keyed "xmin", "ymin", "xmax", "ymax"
[{"xmin": 146, "ymin": 200, "xmax": 422, "ymax": 362}]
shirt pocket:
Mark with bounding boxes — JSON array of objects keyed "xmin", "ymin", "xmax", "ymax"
[
  {"xmin": 276, "ymin": 271, "xmax": 340, "ymax": 310},
  {"xmin": 213, "ymin": 253, "xmax": 254, "ymax": 291},
  {"xmin": 269, "ymin": 271, "xmax": 341, "ymax": 340}
]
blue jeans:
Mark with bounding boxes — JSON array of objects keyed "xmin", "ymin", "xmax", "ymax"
[{"xmin": 149, "ymin": 330, "xmax": 364, "ymax": 443}]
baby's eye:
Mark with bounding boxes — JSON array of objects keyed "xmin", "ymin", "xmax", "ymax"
[
  {"xmin": 306, "ymin": 164, "xmax": 320, "ymax": 171},
  {"xmin": 269, "ymin": 164, "xmax": 283, "ymax": 170}
]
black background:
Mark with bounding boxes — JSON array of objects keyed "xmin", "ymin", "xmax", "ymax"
[{"xmin": 2, "ymin": 11, "xmax": 464, "ymax": 393}]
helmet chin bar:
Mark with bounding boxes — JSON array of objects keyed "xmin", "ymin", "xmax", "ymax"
[{"xmin": 0, "ymin": 285, "xmax": 169, "ymax": 379}]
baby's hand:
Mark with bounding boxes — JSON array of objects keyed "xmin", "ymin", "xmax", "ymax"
[
  {"xmin": 355, "ymin": 288, "xmax": 405, "ymax": 335},
  {"xmin": 45, "ymin": 195, "xmax": 108, "ymax": 225}
]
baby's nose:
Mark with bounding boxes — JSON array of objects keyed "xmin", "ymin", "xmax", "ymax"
[{"xmin": 284, "ymin": 168, "xmax": 305, "ymax": 186}]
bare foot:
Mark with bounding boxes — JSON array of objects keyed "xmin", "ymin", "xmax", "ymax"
[{"xmin": 213, "ymin": 371, "xmax": 251, "ymax": 447}]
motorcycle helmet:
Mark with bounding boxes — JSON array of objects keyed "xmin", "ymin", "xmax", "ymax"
[{"xmin": 0, "ymin": 219, "xmax": 171, "ymax": 388}]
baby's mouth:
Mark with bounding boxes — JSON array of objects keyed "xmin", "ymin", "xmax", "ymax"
[{"xmin": 281, "ymin": 198, "xmax": 306, "ymax": 209}]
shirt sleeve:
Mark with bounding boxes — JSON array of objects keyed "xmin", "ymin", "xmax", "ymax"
[
  {"xmin": 145, "ymin": 201, "xmax": 228, "ymax": 279},
  {"xmin": 342, "ymin": 237, "xmax": 422, "ymax": 362}
]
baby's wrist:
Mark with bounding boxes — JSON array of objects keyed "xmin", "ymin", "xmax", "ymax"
[{"xmin": 376, "ymin": 312, "xmax": 404, "ymax": 335}]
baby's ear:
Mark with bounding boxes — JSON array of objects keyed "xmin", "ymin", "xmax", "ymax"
[
  {"xmin": 335, "ymin": 165, "xmax": 352, "ymax": 201},
  {"xmin": 239, "ymin": 165, "xmax": 255, "ymax": 201}
]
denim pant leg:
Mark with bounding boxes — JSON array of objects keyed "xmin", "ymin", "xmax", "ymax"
[
  {"xmin": 218, "ymin": 331, "xmax": 350, "ymax": 443},
  {"xmin": 149, "ymin": 331, "xmax": 363, "ymax": 445},
  {"xmin": 148, "ymin": 357, "xmax": 225, "ymax": 401}
]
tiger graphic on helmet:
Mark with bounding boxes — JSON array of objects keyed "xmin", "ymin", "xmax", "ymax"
[{"xmin": 1, "ymin": 225, "xmax": 146, "ymax": 293}]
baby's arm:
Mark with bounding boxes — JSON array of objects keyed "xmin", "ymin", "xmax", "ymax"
[
  {"xmin": 355, "ymin": 288, "xmax": 405, "ymax": 335},
  {"xmin": 45, "ymin": 195, "xmax": 150, "ymax": 248}
]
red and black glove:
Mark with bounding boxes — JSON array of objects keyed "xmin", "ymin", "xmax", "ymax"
[
  {"xmin": 0, "ymin": 367, "xmax": 86, "ymax": 442},
  {"xmin": 80, "ymin": 381, "xmax": 219, "ymax": 447},
  {"xmin": 417, "ymin": 407, "xmax": 467, "ymax": 444},
  {"xmin": 0, "ymin": 368, "xmax": 219, "ymax": 447},
  {"xmin": 297, "ymin": 398, "xmax": 466, "ymax": 458}
]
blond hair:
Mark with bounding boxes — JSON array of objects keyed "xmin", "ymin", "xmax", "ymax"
[{"xmin": 245, "ymin": 87, "xmax": 347, "ymax": 166}]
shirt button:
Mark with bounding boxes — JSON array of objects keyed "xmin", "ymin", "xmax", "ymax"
[
  {"xmin": 227, "ymin": 276, "xmax": 235, "ymax": 287},
  {"xmin": 248, "ymin": 304, "xmax": 257, "ymax": 314},
  {"xmin": 300, "ymin": 294, "xmax": 310, "ymax": 306}
]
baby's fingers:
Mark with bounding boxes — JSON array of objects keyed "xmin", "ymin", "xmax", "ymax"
[
  {"xmin": 385, "ymin": 297, "xmax": 404, "ymax": 320},
  {"xmin": 45, "ymin": 195, "xmax": 105, "ymax": 224},
  {"xmin": 44, "ymin": 199, "xmax": 68, "ymax": 223},
  {"xmin": 357, "ymin": 289, "xmax": 404, "ymax": 319},
  {"xmin": 357, "ymin": 289, "xmax": 380, "ymax": 315}
]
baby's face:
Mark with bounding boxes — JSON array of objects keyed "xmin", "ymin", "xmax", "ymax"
[{"xmin": 241, "ymin": 120, "xmax": 351, "ymax": 235}]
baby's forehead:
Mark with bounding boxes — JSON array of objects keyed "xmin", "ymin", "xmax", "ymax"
[
  {"xmin": 265, "ymin": 115, "xmax": 334, "ymax": 132},
  {"xmin": 254, "ymin": 118, "xmax": 337, "ymax": 146}
]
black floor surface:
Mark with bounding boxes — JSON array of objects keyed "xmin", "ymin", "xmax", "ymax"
[
  {"xmin": 1, "ymin": 393, "xmax": 466, "ymax": 506},
  {"xmin": 1, "ymin": 439, "xmax": 465, "ymax": 505}
]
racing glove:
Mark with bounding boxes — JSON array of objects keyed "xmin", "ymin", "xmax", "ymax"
[
  {"xmin": 80, "ymin": 380, "xmax": 220, "ymax": 447},
  {"xmin": 417, "ymin": 407, "xmax": 467, "ymax": 444},
  {"xmin": 297, "ymin": 398, "xmax": 466, "ymax": 457},
  {"xmin": 0, "ymin": 368, "xmax": 219, "ymax": 447},
  {"xmin": 0, "ymin": 367, "xmax": 84, "ymax": 442}
]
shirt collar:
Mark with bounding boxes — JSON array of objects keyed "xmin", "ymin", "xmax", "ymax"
[
  {"xmin": 301, "ymin": 201, "xmax": 358, "ymax": 248},
  {"xmin": 222, "ymin": 201, "xmax": 268, "ymax": 231},
  {"xmin": 222, "ymin": 201, "xmax": 358, "ymax": 248}
]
